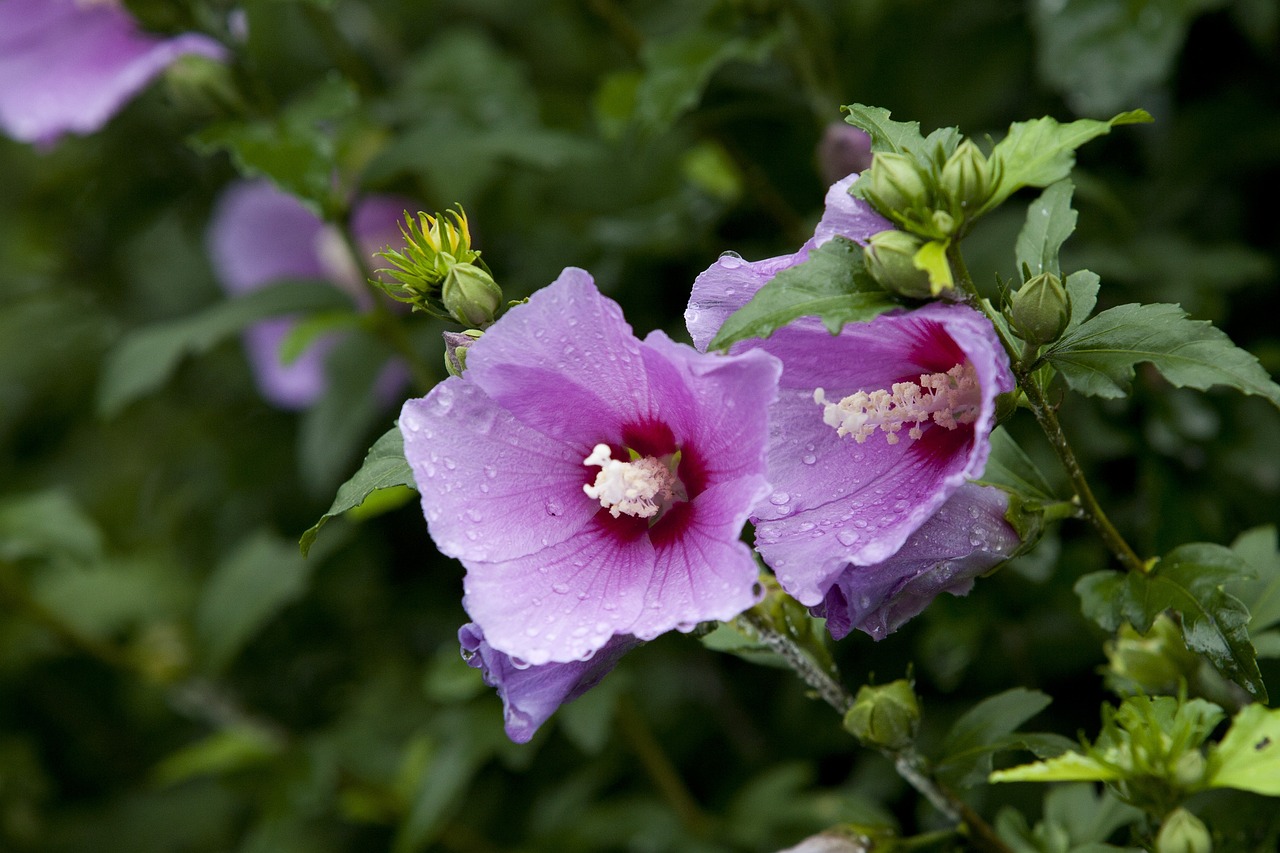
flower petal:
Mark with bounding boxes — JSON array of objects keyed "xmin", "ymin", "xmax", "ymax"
[
  {"xmin": 812, "ymin": 173, "xmax": 892, "ymax": 249},
  {"xmin": 400, "ymin": 379, "xmax": 597, "ymax": 566},
  {"xmin": 0, "ymin": 0, "xmax": 226, "ymax": 145},
  {"xmin": 459, "ymin": 623, "xmax": 638, "ymax": 743},
  {"xmin": 817, "ymin": 484, "xmax": 1019, "ymax": 640}
]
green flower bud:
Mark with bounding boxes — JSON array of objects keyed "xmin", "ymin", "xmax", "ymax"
[
  {"xmin": 441, "ymin": 263, "xmax": 503, "ymax": 327},
  {"xmin": 864, "ymin": 230, "xmax": 933, "ymax": 299},
  {"xmin": 1156, "ymin": 808, "xmax": 1212, "ymax": 853},
  {"xmin": 1104, "ymin": 614, "xmax": 1201, "ymax": 697},
  {"xmin": 1008, "ymin": 272, "xmax": 1070, "ymax": 346},
  {"xmin": 939, "ymin": 139, "xmax": 994, "ymax": 217},
  {"xmin": 865, "ymin": 153, "xmax": 929, "ymax": 216},
  {"xmin": 843, "ymin": 679, "xmax": 920, "ymax": 751},
  {"xmin": 443, "ymin": 329, "xmax": 483, "ymax": 377}
]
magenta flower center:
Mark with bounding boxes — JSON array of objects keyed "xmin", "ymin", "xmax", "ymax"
[
  {"xmin": 813, "ymin": 361, "xmax": 980, "ymax": 445},
  {"xmin": 583, "ymin": 444, "xmax": 687, "ymax": 520}
]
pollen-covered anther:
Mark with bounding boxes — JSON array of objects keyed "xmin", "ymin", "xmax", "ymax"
[
  {"xmin": 583, "ymin": 444, "xmax": 681, "ymax": 518},
  {"xmin": 814, "ymin": 362, "xmax": 980, "ymax": 445}
]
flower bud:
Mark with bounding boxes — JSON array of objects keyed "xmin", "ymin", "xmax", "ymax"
[
  {"xmin": 864, "ymin": 153, "xmax": 929, "ymax": 216},
  {"xmin": 817, "ymin": 123, "xmax": 873, "ymax": 184},
  {"xmin": 441, "ymin": 263, "xmax": 503, "ymax": 328},
  {"xmin": 864, "ymin": 230, "xmax": 932, "ymax": 299},
  {"xmin": 1008, "ymin": 272, "xmax": 1070, "ymax": 346},
  {"xmin": 1156, "ymin": 808, "xmax": 1212, "ymax": 853},
  {"xmin": 939, "ymin": 139, "xmax": 994, "ymax": 217},
  {"xmin": 843, "ymin": 679, "xmax": 920, "ymax": 751},
  {"xmin": 1104, "ymin": 614, "xmax": 1200, "ymax": 697},
  {"xmin": 443, "ymin": 329, "xmax": 483, "ymax": 377}
]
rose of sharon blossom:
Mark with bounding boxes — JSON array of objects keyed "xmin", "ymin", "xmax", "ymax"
[
  {"xmin": 687, "ymin": 175, "xmax": 1019, "ymax": 639},
  {"xmin": 0, "ymin": 0, "xmax": 226, "ymax": 146},
  {"xmin": 400, "ymin": 269, "xmax": 781, "ymax": 669},
  {"xmin": 459, "ymin": 623, "xmax": 639, "ymax": 743},
  {"xmin": 207, "ymin": 181, "xmax": 412, "ymax": 410}
]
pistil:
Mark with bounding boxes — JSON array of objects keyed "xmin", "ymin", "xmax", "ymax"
[{"xmin": 814, "ymin": 362, "xmax": 980, "ymax": 445}]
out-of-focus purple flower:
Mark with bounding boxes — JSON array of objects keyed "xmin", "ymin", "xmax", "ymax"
[
  {"xmin": 816, "ymin": 123, "xmax": 873, "ymax": 185},
  {"xmin": 400, "ymin": 269, "xmax": 780, "ymax": 667},
  {"xmin": 459, "ymin": 623, "xmax": 639, "ymax": 743},
  {"xmin": 0, "ymin": 0, "xmax": 226, "ymax": 146},
  {"xmin": 207, "ymin": 180, "xmax": 412, "ymax": 410},
  {"xmin": 686, "ymin": 176, "xmax": 1017, "ymax": 639}
]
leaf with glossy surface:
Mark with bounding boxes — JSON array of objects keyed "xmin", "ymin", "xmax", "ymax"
[
  {"xmin": 708, "ymin": 238, "xmax": 895, "ymax": 351},
  {"xmin": 1044, "ymin": 303, "xmax": 1280, "ymax": 409}
]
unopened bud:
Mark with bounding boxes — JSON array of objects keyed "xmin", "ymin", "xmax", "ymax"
[
  {"xmin": 940, "ymin": 139, "xmax": 994, "ymax": 217},
  {"xmin": 1008, "ymin": 272, "xmax": 1070, "ymax": 346},
  {"xmin": 864, "ymin": 230, "xmax": 932, "ymax": 299},
  {"xmin": 865, "ymin": 153, "xmax": 929, "ymax": 217},
  {"xmin": 817, "ymin": 123, "xmax": 873, "ymax": 184},
  {"xmin": 441, "ymin": 264, "xmax": 503, "ymax": 327},
  {"xmin": 843, "ymin": 679, "xmax": 920, "ymax": 751},
  {"xmin": 443, "ymin": 329, "xmax": 483, "ymax": 377},
  {"xmin": 1156, "ymin": 808, "xmax": 1212, "ymax": 853},
  {"xmin": 1105, "ymin": 614, "xmax": 1200, "ymax": 696}
]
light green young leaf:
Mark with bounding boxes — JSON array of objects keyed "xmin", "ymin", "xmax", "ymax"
[
  {"xmin": 1043, "ymin": 302, "xmax": 1280, "ymax": 410},
  {"xmin": 981, "ymin": 110, "xmax": 1153, "ymax": 215},
  {"xmin": 991, "ymin": 750, "xmax": 1122, "ymax": 784},
  {"xmin": 1229, "ymin": 526, "xmax": 1280, "ymax": 633},
  {"xmin": 300, "ymin": 426, "xmax": 415, "ymax": 557},
  {"xmin": 1016, "ymin": 180, "xmax": 1077, "ymax": 280},
  {"xmin": 841, "ymin": 103, "xmax": 928, "ymax": 155},
  {"xmin": 708, "ymin": 238, "xmax": 895, "ymax": 351},
  {"xmin": 1208, "ymin": 702, "xmax": 1280, "ymax": 795},
  {"xmin": 197, "ymin": 530, "xmax": 316, "ymax": 673},
  {"xmin": 97, "ymin": 280, "xmax": 350, "ymax": 418},
  {"xmin": 1076, "ymin": 543, "xmax": 1266, "ymax": 700},
  {"xmin": 911, "ymin": 238, "xmax": 953, "ymax": 293},
  {"xmin": 935, "ymin": 687, "xmax": 1057, "ymax": 787},
  {"xmin": 1064, "ymin": 270, "xmax": 1100, "ymax": 332}
]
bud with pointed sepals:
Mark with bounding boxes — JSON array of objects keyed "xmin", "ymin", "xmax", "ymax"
[
  {"xmin": 374, "ymin": 206, "xmax": 501, "ymax": 323},
  {"xmin": 1008, "ymin": 272, "xmax": 1070, "ymax": 346},
  {"xmin": 864, "ymin": 152, "xmax": 930, "ymax": 218},
  {"xmin": 443, "ymin": 329, "xmax": 483, "ymax": 377},
  {"xmin": 864, "ymin": 230, "xmax": 933, "ymax": 299},
  {"xmin": 441, "ymin": 264, "xmax": 503, "ymax": 327},
  {"xmin": 1104, "ymin": 614, "xmax": 1201, "ymax": 697},
  {"xmin": 1156, "ymin": 808, "xmax": 1212, "ymax": 853},
  {"xmin": 939, "ymin": 139, "xmax": 995, "ymax": 219},
  {"xmin": 843, "ymin": 679, "xmax": 920, "ymax": 751}
]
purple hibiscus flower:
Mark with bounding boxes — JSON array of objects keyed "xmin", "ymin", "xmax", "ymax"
[
  {"xmin": 459, "ymin": 623, "xmax": 639, "ymax": 743},
  {"xmin": 687, "ymin": 175, "xmax": 1019, "ymax": 639},
  {"xmin": 400, "ymin": 269, "xmax": 781, "ymax": 668},
  {"xmin": 207, "ymin": 180, "xmax": 412, "ymax": 410},
  {"xmin": 0, "ymin": 0, "xmax": 226, "ymax": 146}
]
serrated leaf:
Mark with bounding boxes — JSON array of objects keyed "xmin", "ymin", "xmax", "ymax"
[
  {"xmin": 300, "ymin": 426, "xmax": 415, "ymax": 557},
  {"xmin": 935, "ymin": 688, "xmax": 1054, "ymax": 787},
  {"xmin": 1076, "ymin": 543, "xmax": 1266, "ymax": 699},
  {"xmin": 841, "ymin": 103, "xmax": 927, "ymax": 155},
  {"xmin": 1043, "ymin": 302, "xmax": 1280, "ymax": 409},
  {"xmin": 1016, "ymin": 180, "xmax": 1078, "ymax": 280},
  {"xmin": 1064, "ymin": 270, "xmax": 1100, "ymax": 332},
  {"xmin": 708, "ymin": 238, "xmax": 895, "ymax": 351},
  {"xmin": 0, "ymin": 490, "xmax": 103, "ymax": 568},
  {"xmin": 196, "ymin": 530, "xmax": 316, "ymax": 673},
  {"xmin": 98, "ymin": 280, "xmax": 350, "ymax": 417},
  {"xmin": 982, "ymin": 111, "xmax": 1152, "ymax": 215},
  {"xmin": 1229, "ymin": 526, "xmax": 1280, "ymax": 632},
  {"xmin": 1208, "ymin": 703, "xmax": 1280, "ymax": 795}
]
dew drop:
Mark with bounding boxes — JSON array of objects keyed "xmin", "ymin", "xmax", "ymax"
[
  {"xmin": 837, "ymin": 530, "xmax": 859, "ymax": 547},
  {"xmin": 552, "ymin": 583, "xmax": 569, "ymax": 595},
  {"xmin": 718, "ymin": 250, "xmax": 743, "ymax": 269},
  {"xmin": 802, "ymin": 454, "xmax": 817, "ymax": 465},
  {"xmin": 545, "ymin": 498, "xmax": 564, "ymax": 516},
  {"xmin": 769, "ymin": 491, "xmax": 791, "ymax": 506}
]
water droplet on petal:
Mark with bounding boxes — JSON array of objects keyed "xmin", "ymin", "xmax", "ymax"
[
  {"xmin": 802, "ymin": 454, "xmax": 817, "ymax": 465},
  {"xmin": 769, "ymin": 491, "xmax": 791, "ymax": 506},
  {"xmin": 718, "ymin": 250, "xmax": 743, "ymax": 269},
  {"xmin": 837, "ymin": 530, "xmax": 859, "ymax": 547},
  {"xmin": 552, "ymin": 583, "xmax": 569, "ymax": 595}
]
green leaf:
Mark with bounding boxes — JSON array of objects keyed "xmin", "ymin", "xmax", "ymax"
[
  {"xmin": 1229, "ymin": 526, "xmax": 1280, "ymax": 633},
  {"xmin": 1064, "ymin": 269, "xmax": 1100, "ymax": 332},
  {"xmin": 196, "ymin": 530, "xmax": 317, "ymax": 673},
  {"xmin": 935, "ymin": 688, "xmax": 1056, "ymax": 787},
  {"xmin": 97, "ymin": 279, "xmax": 351, "ymax": 418},
  {"xmin": 1208, "ymin": 703, "xmax": 1280, "ymax": 795},
  {"xmin": 1016, "ymin": 180, "xmax": 1078, "ymax": 280},
  {"xmin": 841, "ymin": 103, "xmax": 928, "ymax": 155},
  {"xmin": 1043, "ymin": 302, "xmax": 1280, "ymax": 409},
  {"xmin": 152, "ymin": 727, "xmax": 283, "ymax": 787},
  {"xmin": 300, "ymin": 426, "xmax": 415, "ymax": 557},
  {"xmin": 1032, "ymin": 0, "xmax": 1226, "ymax": 116},
  {"xmin": 190, "ymin": 75, "xmax": 358, "ymax": 215},
  {"xmin": 0, "ymin": 490, "xmax": 104, "ymax": 568},
  {"xmin": 991, "ymin": 750, "xmax": 1122, "ymax": 783},
  {"xmin": 911, "ymin": 238, "xmax": 953, "ymax": 293},
  {"xmin": 708, "ymin": 238, "xmax": 895, "ymax": 351},
  {"xmin": 982, "ymin": 111, "xmax": 1153, "ymax": 215},
  {"xmin": 975, "ymin": 428, "xmax": 1063, "ymax": 506},
  {"xmin": 1076, "ymin": 543, "xmax": 1266, "ymax": 699},
  {"xmin": 278, "ymin": 309, "xmax": 363, "ymax": 365}
]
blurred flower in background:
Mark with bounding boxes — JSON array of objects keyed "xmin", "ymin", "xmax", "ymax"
[
  {"xmin": 816, "ymin": 122, "xmax": 873, "ymax": 185},
  {"xmin": 0, "ymin": 0, "xmax": 226, "ymax": 146}
]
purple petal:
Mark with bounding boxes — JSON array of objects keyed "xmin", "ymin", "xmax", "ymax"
[
  {"xmin": 0, "ymin": 0, "xmax": 226, "ymax": 146},
  {"xmin": 684, "ymin": 175, "xmax": 889, "ymax": 352},
  {"xmin": 816, "ymin": 484, "xmax": 1019, "ymax": 640},
  {"xmin": 752, "ymin": 303, "xmax": 1013, "ymax": 605},
  {"xmin": 207, "ymin": 181, "xmax": 328, "ymax": 296},
  {"xmin": 460, "ymin": 623, "xmax": 639, "ymax": 743},
  {"xmin": 400, "ymin": 379, "xmax": 597, "ymax": 565}
]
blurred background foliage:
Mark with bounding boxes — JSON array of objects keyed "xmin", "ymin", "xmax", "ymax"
[{"xmin": 1, "ymin": 0, "xmax": 1278, "ymax": 850}]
